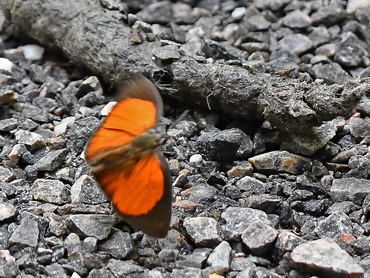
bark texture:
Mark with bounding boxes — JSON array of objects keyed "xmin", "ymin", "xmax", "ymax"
[{"xmin": 1, "ymin": 0, "xmax": 369, "ymax": 133}]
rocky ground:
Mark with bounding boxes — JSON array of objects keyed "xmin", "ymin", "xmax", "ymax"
[{"xmin": 1, "ymin": 0, "xmax": 370, "ymax": 278}]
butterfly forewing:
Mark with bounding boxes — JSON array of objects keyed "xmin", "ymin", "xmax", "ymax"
[{"xmin": 85, "ymin": 98, "xmax": 157, "ymax": 162}]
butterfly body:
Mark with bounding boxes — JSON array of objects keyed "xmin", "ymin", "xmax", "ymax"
[{"xmin": 85, "ymin": 77, "xmax": 172, "ymax": 238}]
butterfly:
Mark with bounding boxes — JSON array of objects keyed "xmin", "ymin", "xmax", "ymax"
[{"xmin": 84, "ymin": 76, "xmax": 172, "ymax": 238}]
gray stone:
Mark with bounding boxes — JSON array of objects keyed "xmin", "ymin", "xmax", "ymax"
[
  {"xmin": 67, "ymin": 214, "xmax": 117, "ymax": 240},
  {"xmin": 253, "ymin": 267, "xmax": 282, "ymax": 278},
  {"xmin": 236, "ymin": 267, "xmax": 256, "ymax": 278},
  {"xmin": 311, "ymin": 6, "xmax": 346, "ymax": 26},
  {"xmin": 331, "ymin": 147, "xmax": 361, "ymax": 163},
  {"xmin": 282, "ymin": 10, "xmax": 312, "ymax": 29},
  {"xmin": 172, "ymin": 267, "xmax": 202, "ymax": 278},
  {"xmin": 0, "ymin": 203, "xmax": 17, "ymax": 222},
  {"xmin": 264, "ymin": 50, "xmax": 300, "ymax": 72},
  {"xmin": 197, "ymin": 0, "xmax": 220, "ymax": 13},
  {"xmin": 230, "ymin": 257, "xmax": 256, "ymax": 272},
  {"xmin": 315, "ymin": 43, "xmax": 337, "ymax": 57},
  {"xmin": 356, "ymin": 96, "xmax": 370, "ymax": 116},
  {"xmin": 279, "ymin": 34, "xmax": 313, "ymax": 56},
  {"xmin": 8, "ymin": 144, "xmax": 28, "ymax": 164},
  {"xmin": 172, "ymin": 3, "xmax": 199, "ymax": 24},
  {"xmin": 311, "ymin": 62, "xmax": 351, "ymax": 84},
  {"xmin": 177, "ymin": 248, "xmax": 212, "ymax": 269},
  {"xmin": 206, "ymin": 241, "xmax": 232, "ymax": 273},
  {"xmin": 290, "ymin": 238, "xmax": 364, "ymax": 277},
  {"xmin": 0, "ymin": 118, "xmax": 18, "ymax": 131},
  {"xmin": 183, "ymin": 217, "xmax": 221, "ymax": 247},
  {"xmin": 136, "ymin": 1, "xmax": 172, "ymax": 24},
  {"xmin": 326, "ymin": 201, "xmax": 359, "ymax": 215},
  {"xmin": 108, "ymin": 259, "xmax": 145, "ymax": 277},
  {"xmin": 349, "ymin": 117, "xmax": 370, "ymax": 139},
  {"xmin": 240, "ymin": 42, "xmax": 269, "ymax": 52},
  {"xmin": 32, "ymin": 178, "xmax": 70, "ymax": 204},
  {"xmin": 21, "ymin": 103, "xmax": 50, "ymax": 123},
  {"xmin": 153, "ymin": 45, "xmax": 181, "ymax": 61},
  {"xmin": 65, "ymin": 116, "xmax": 100, "ymax": 153},
  {"xmin": 158, "ymin": 248, "xmax": 179, "ymax": 263},
  {"xmin": 221, "ymin": 207, "xmax": 271, "ymax": 240},
  {"xmin": 248, "ymin": 150, "xmax": 312, "ymax": 174},
  {"xmin": 309, "ymin": 26, "xmax": 332, "ymax": 47},
  {"xmin": 347, "ymin": 153, "xmax": 370, "ymax": 178},
  {"xmin": 71, "ymin": 175, "xmax": 108, "ymax": 204},
  {"xmin": 98, "ymin": 229, "xmax": 134, "ymax": 259},
  {"xmin": 245, "ymin": 14, "xmax": 271, "ymax": 31},
  {"xmin": 44, "ymin": 263, "xmax": 68, "ymax": 278},
  {"xmin": 248, "ymin": 194, "xmax": 283, "ymax": 214},
  {"xmin": 254, "ymin": 0, "xmax": 291, "ymax": 11},
  {"xmin": 196, "ymin": 128, "xmax": 243, "ymax": 162},
  {"xmin": 14, "ymin": 130, "xmax": 46, "ymax": 150},
  {"xmin": 180, "ymin": 38, "xmax": 203, "ymax": 56},
  {"xmin": 87, "ymin": 268, "xmax": 115, "ymax": 278},
  {"xmin": 235, "ymin": 176, "xmax": 265, "ymax": 194},
  {"xmin": 330, "ymin": 178, "xmax": 370, "ymax": 205},
  {"xmin": 33, "ymin": 148, "xmax": 67, "ymax": 171},
  {"xmin": 48, "ymin": 213, "xmax": 68, "ymax": 237},
  {"xmin": 291, "ymin": 198, "xmax": 331, "ymax": 216},
  {"xmin": 241, "ymin": 220, "xmax": 278, "ymax": 256},
  {"xmin": 274, "ymin": 230, "xmax": 305, "ymax": 261},
  {"xmin": 32, "ymin": 96, "xmax": 58, "ymax": 112},
  {"xmin": 314, "ymin": 212, "xmax": 353, "ymax": 239},
  {"xmin": 334, "ymin": 32, "xmax": 369, "ymax": 67},
  {"xmin": 281, "ymin": 119, "xmax": 342, "ymax": 156},
  {"xmin": 227, "ymin": 161, "xmax": 253, "ymax": 179},
  {"xmin": 167, "ymin": 120, "xmax": 198, "ymax": 138},
  {"xmin": 76, "ymin": 76, "xmax": 102, "ymax": 98},
  {"xmin": 65, "ymin": 233, "xmax": 81, "ymax": 253},
  {"xmin": 0, "ymin": 166, "xmax": 15, "ymax": 182},
  {"xmin": 9, "ymin": 218, "xmax": 39, "ymax": 247},
  {"xmin": 182, "ymin": 184, "xmax": 217, "ymax": 204}
]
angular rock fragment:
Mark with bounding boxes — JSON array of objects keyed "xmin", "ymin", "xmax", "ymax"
[
  {"xmin": 248, "ymin": 151, "xmax": 312, "ymax": 174},
  {"xmin": 206, "ymin": 241, "xmax": 232, "ymax": 273},
  {"xmin": 330, "ymin": 178, "xmax": 370, "ymax": 205},
  {"xmin": 98, "ymin": 229, "xmax": 134, "ymax": 259},
  {"xmin": 9, "ymin": 218, "xmax": 39, "ymax": 247},
  {"xmin": 71, "ymin": 175, "xmax": 107, "ymax": 204},
  {"xmin": 241, "ymin": 220, "xmax": 278, "ymax": 256},
  {"xmin": 183, "ymin": 217, "xmax": 221, "ymax": 247},
  {"xmin": 33, "ymin": 149, "xmax": 67, "ymax": 171},
  {"xmin": 221, "ymin": 207, "xmax": 271, "ymax": 240},
  {"xmin": 290, "ymin": 238, "xmax": 364, "ymax": 277},
  {"xmin": 67, "ymin": 214, "xmax": 117, "ymax": 240},
  {"xmin": 32, "ymin": 178, "xmax": 70, "ymax": 204}
]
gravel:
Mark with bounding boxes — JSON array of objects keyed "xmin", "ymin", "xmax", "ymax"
[{"xmin": 1, "ymin": 0, "xmax": 370, "ymax": 277}]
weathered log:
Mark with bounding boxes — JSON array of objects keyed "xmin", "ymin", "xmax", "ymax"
[{"xmin": 1, "ymin": 0, "xmax": 369, "ymax": 133}]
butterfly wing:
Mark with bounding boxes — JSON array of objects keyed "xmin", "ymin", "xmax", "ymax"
[
  {"xmin": 84, "ymin": 76, "xmax": 172, "ymax": 237},
  {"xmin": 94, "ymin": 152, "xmax": 172, "ymax": 237},
  {"xmin": 85, "ymin": 77, "xmax": 162, "ymax": 162}
]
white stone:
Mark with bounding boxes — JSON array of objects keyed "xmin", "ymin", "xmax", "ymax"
[
  {"xmin": 101, "ymin": 101, "xmax": 117, "ymax": 116},
  {"xmin": 19, "ymin": 44, "xmax": 45, "ymax": 60},
  {"xmin": 54, "ymin": 116, "xmax": 76, "ymax": 135},
  {"xmin": 189, "ymin": 154, "xmax": 203, "ymax": 163},
  {"xmin": 0, "ymin": 58, "xmax": 14, "ymax": 73}
]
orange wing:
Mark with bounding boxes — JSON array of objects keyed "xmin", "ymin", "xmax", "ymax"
[
  {"xmin": 96, "ymin": 154, "xmax": 164, "ymax": 215},
  {"xmin": 85, "ymin": 76, "xmax": 163, "ymax": 162},
  {"xmin": 85, "ymin": 98, "xmax": 157, "ymax": 161}
]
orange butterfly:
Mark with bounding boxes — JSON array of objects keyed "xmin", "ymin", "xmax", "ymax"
[{"xmin": 84, "ymin": 76, "xmax": 172, "ymax": 237}]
